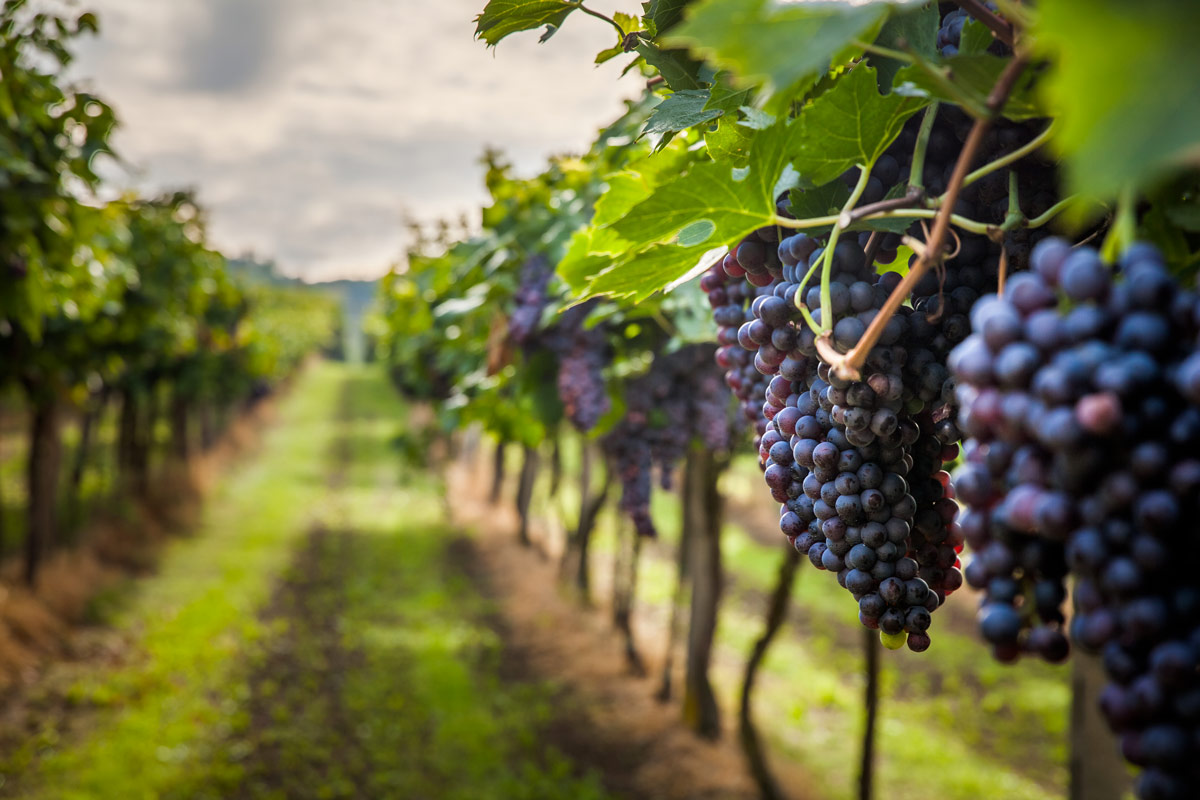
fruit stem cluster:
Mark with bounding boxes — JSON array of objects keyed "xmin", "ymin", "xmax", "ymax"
[{"xmin": 826, "ymin": 54, "xmax": 1031, "ymax": 381}]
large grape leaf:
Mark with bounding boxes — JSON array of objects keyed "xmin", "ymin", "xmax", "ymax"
[
  {"xmin": 1034, "ymin": 0, "xmax": 1200, "ymax": 199},
  {"xmin": 474, "ymin": 0, "xmax": 575, "ymax": 46},
  {"xmin": 583, "ymin": 242, "xmax": 719, "ymax": 301},
  {"xmin": 663, "ymin": 0, "xmax": 890, "ymax": 93},
  {"xmin": 791, "ymin": 65, "xmax": 928, "ymax": 188},
  {"xmin": 559, "ymin": 226, "xmax": 627, "ymax": 291},
  {"xmin": 570, "ymin": 119, "xmax": 799, "ymax": 301},
  {"xmin": 609, "ymin": 117, "xmax": 800, "ymax": 246},
  {"xmin": 703, "ymin": 74, "xmax": 752, "ymax": 115}
]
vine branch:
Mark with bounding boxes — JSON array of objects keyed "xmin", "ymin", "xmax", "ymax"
[
  {"xmin": 572, "ymin": 1, "xmax": 629, "ymax": 42},
  {"xmin": 825, "ymin": 55, "xmax": 1030, "ymax": 381},
  {"xmin": 845, "ymin": 188, "xmax": 926, "ymax": 226},
  {"xmin": 952, "ymin": 0, "xmax": 1016, "ymax": 48}
]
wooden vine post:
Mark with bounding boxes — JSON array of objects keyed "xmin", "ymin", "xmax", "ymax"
[{"xmin": 682, "ymin": 444, "xmax": 726, "ymax": 739}]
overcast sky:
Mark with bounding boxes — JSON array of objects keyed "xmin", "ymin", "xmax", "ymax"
[{"xmin": 70, "ymin": 0, "xmax": 640, "ymax": 281}]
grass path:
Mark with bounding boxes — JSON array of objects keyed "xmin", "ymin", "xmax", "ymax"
[{"xmin": 2, "ymin": 362, "xmax": 612, "ymax": 800}]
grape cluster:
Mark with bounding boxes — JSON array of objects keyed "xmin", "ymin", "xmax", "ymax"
[
  {"xmin": 951, "ymin": 238, "xmax": 1200, "ymax": 798},
  {"xmin": 546, "ymin": 302, "xmax": 611, "ymax": 433},
  {"xmin": 704, "ymin": 233, "xmax": 775, "ymax": 442},
  {"xmin": 602, "ymin": 344, "xmax": 732, "ymax": 537},
  {"xmin": 708, "ymin": 225, "xmax": 968, "ymax": 651},
  {"xmin": 556, "ymin": 328, "xmax": 610, "ymax": 432},
  {"xmin": 507, "ymin": 255, "xmax": 554, "ymax": 345}
]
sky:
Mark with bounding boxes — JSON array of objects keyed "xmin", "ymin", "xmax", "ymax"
[{"xmin": 70, "ymin": 0, "xmax": 641, "ymax": 282}]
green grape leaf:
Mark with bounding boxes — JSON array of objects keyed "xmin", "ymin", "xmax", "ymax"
[
  {"xmin": 703, "ymin": 75, "xmax": 752, "ymax": 116},
  {"xmin": 583, "ymin": 242, "xmax": 720, "ymax": 301},
  {"xmin": 871, "ymin": 2, "xmax": 939, "ymax": 91},
  {"xmin": 958, "ymin": 18, "xmax": 995, "ymax": 55},
  {"xmin": 636, "ymin": 42, "xmax": 705, "ymax": 91},
  {"xmin": 592, "ymin": 144, "xmax": 698, "ymax": 228},
  {"xmin": 575, "ymin": 118, "xmax": 801, "ymax": 301},
  {"xmin": 1034, "ymin": 0, "xmax": 1200, "ymax": 199},
  {"xmin": 787, "ymin": 181, "xmax": 851, "ymax": 236},
  {"xmin": 663, "ymin": 0, "xmax": 889, "ymax": 93},
  {"xmin": 738, "ymin": 105, "xmax": 776, "ymax": 131},
  {"xmin": 559, "ymin": 227, "xmax": 626, "ymax": 291},
  {"xmin": 474, "ymin": 0, "xmax": 575, "ymax": 46},
  {"xmin": 593, "ymin": 172, "xmax": 656, "ymax": 228},
  {"xmin": 642, "ymin": 89, "xmax": 721, "ymax": 139},
  {"xmin": 791, "ymin": 65, "xmax": 928, "ymax": 188},
  {"xmin": 609, "ymin": 117, "xmax": 799, "ymax": 247},
  {"xmin": 644, "ymin": 0, "xmax": 691, "ymax": 34},
  {"xmin": 894, "ymin": 54, "xmax": 1042, "ymax": 120},
  {"xmin": 704, "ymin": 116, "xmax": 755, "ymax": 166}
]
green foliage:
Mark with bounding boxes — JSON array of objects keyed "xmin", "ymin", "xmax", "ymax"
[
  {"xmin": 0, "ymin": 5, "xmax": 334, "ymax": 423},
  {"xmin": 664, "ymin": 0, "xmax": 889, "ymax": 96},
  {"xmin": 0, "ymin": 2, "xmax": 118, "ymax": 339},
  {"xmin": 463, "ymin": 0, "xmax": 1200, "ymax": 299},
  {"xmin": 1034, "ymin": 0, "xmax": 1200, "ymax": 199},
  {"xmin": 474, "ymin": 0, "xmax": 578, "ymax": 46},
  {"xmin": 790, "ymin": 65, "xmax": 928, "ymax": 187}
]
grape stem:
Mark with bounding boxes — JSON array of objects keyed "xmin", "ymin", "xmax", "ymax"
[
  {"xmin": 817, "ymin": 166, "xmax": 873, "ymax": 334},
  {"xmin": 571, "ymin": 2, "xmax": 630, "ymax": 42},
  {"xmin": 1100, "ymin": 185, "xmax": 1138, "ymax": 263},
  {"xmin": 787, "ymin": 120, "xmax": 1052, "ymax": 234},
  {"xmin": 773, "ymin": 207, "xmax": 993, "ymax": 235},
  {"xmin": 1026, "ymin": 197, "xmax": 1076, "ymax": 229},
  {"xmin": 1002, "ymin": 170, "xmax": 1022, "ymax": 231},
  {"xmin": 957, "ymin": 123, "xmax": 1054, "ymax": 193},
  {"xmin": 952, "ymin": 0, "xmax": 1016, "ymax": 47},
  {"xmin": 909, "ymin": 102, "xmax": 939, "ymax": 193},
  {"xmin": 845, "ymin": 189, "xmax": 926, "ymax": 226},
  {"xmin": 852, "ymin": 41, "xmax": 915, "ymax": 64},
  {"xmin": 824, "ymin": 55, "xmax": 1030, "ymax": 381}
]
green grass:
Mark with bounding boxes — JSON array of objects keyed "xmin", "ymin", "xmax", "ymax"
[{"xmin": 4, "ymin": 363, "xmax": 612, "ymax": 800}]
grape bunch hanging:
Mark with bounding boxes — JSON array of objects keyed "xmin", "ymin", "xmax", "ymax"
[{"xmin": 699, "ymin": 1, "xmax": 1200, "ymax": 792}]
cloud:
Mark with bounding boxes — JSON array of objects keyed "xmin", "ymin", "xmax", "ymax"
[
  {"xmin": 70, "ymin": 0, "xmax": 642, "ymax": 281},
  {"xmin": 176, "ymin": 0, "xmax": 280, "ymax": 93}
]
